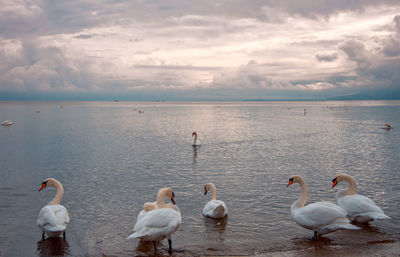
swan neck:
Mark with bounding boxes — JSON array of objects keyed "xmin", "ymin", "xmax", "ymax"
[
  {"xmin": 343, "ymin": 175, "xmax": 357, "ymax": 196},
  {"xmin": 49, "ymin": 181, "xmax": 64, "ymax": 205},
  {"xmin": 193, "ymin": 133, "xmax": 197, "ymax": 144},
  {"xmin": 210, "ymin": 183, "xmax": 217, "ymax": 200},
  {"xmin": 156, "ymin": 190, "xmax": 167, "ymax": 208},
  {"xmin": 296, "ymin": 179, "xmax": 308, "ymax": 208}
]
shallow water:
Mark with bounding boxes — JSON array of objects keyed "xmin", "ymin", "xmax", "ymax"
[{"xmin": 0, "ymin": 101, "xmax": 399, "ymax": 257}]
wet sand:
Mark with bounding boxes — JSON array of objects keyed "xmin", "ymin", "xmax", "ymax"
[{"xmin": 254, "ymin": 240, "xmax": 400, "ymax": 257}]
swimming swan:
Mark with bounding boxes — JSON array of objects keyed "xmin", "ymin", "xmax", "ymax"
[
  {"xmin": 287, "ymin": 175, "xmax": 359, "ymax": 238},
  {"xmin": 127, "ymin": 188, "xmax": 181, "ymax": 254},
  {"xmin": 37, "ymin": 178, "xmax": 70, "ymax": 238},
  {"xmin": 332, "ymin": 174, "xmax": 390, "ymax": 223},
  {"xmin": 192, "ymin": 131, "xmax": 201, "ymax": 146},
  {"xmin": 203, "ymin": 182, "xmax": 228, "ymax": 218},
  {"xmin": 1, "ymin": 120, "xmax": 12, "ymax": 126}
]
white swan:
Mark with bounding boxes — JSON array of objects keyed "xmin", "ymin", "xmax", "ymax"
[
  {"xmin": 37, "ymin": 178, "xmax": 70, "ymax": 238},
  {"xmin": 127, "ymin": 187, "xmax": 181, "ymax": 254},
  {"xmin": 192, "ymin": 131, "xmax": 201, "ymax": 146},
  {"xmin": 287, "ymin": 175, "xmax": 359, "ymax": 238},
  {"xmin": 203, "ymin": 182, "xmax": 228, "ymax": 218},
  {"xmin": 332, "ymin": 174, "xmax": 390, "ymax": 223},
  {"xmin": 1, "ymin": 120, "xmax": 12, "ymax": 126}
]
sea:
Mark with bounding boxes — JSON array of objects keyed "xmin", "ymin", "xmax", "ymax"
[{"xmin": 0, "ymin": 100, "xmax": 399, "ymax": 256}]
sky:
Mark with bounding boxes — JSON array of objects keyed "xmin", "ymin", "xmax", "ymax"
[{"xmin": 0, "ymin": 0, "xmax": 399, "ymax": 101}]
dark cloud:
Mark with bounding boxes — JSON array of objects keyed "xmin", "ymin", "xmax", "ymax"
[
  {"xmin": 382, "ymin": 38, "xmax": 400, "ymax": 57},
  {"xmin": 339, "ymin": 40, "xmax": 370, "ymax": 67},
  {"xmin": 315, "ymin": 52, "xmax": 338, "ymax": 62}
]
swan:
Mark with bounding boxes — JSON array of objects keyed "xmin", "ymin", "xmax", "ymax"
[
  {"xmin": 127, "ymin": 187, "xmax": 181, "ymax": 254},
  {"xmin": 203, "ymin": 182, "xmax": 228, "ymax": 218},
  {"xmin": 287, "ymin": 175, "xmax": 359, "ymax": 238},
  {"xmin": 382, "ymin": 123, "xmax": 392, "ymax": 130},
  {"xmin": 192, "ymin": 131, "xmax": 201, "ymax": 146},
  {"xmin": 332, "ymin": 174, "xmax": 390, "ymax": 223},
  {"xmin": 1, "ymin": 120, "xmax": 12, "ymax": 126},
  {"xmin": 37, "ymin": 178, "xmax": 70, "ymax": 239}
]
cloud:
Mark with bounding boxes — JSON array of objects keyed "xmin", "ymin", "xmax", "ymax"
[
  {"xmin": 0, "ymin": 1, "xmax": 399, "ymax": 100},
  {"xmin": 315, "ymin": 52, "xmax": 338, "ymax": 62}
]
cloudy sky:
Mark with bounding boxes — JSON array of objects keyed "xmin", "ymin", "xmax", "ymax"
[{"xmin": 1, "ymin": 0, "xmax": 399, "ymax": 100}]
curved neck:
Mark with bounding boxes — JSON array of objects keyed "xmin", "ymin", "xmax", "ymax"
[
  {"xmin": 49, "ymin": 181, "xmax": 64, "ymax": 205},
  {"xmin": 342, "ymin": 175, "xmax": 357, "ymax": 196},
  {"xmin": 156, "ymin": 189, "xmax": 168, "ymax": 208},
  {"xmin": 209, "ymin": 183, "xmax": 217, "ymax": 200},
  {"xmin": 296, "ymin": 178, "xmax": 308, "ymax": 208}
]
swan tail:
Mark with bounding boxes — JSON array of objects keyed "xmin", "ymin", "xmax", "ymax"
[
  {"xmin": 45, "ymin": 224, "xmax": 66, "ymax": 232},
  {"xmin": 338, "ymin": 223, "xmax": 360, "ymax": 230},
  {"xmin": 213, "ymin": 205, "xmax": 227, "ymax": 217},
  {"xmin": 126, "ymin": 232, "xmax": 141, "ymax": 240}
]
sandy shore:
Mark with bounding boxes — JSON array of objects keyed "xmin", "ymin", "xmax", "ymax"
[{"xmin": 253, "ymin": 240, "xmax": 400, "ymax": 257}]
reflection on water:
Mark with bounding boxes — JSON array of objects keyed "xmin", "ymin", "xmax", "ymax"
[
  {"xmin": 37, "ymin": 237, "xmax": 69, "ymax": 257},
  {"xmin": 192, "ymin": 145, "xmax": 198, "ymax": 161},
  {"xmin": 203, "ymin": 216, "xmax": 228, "ymax": 241}
]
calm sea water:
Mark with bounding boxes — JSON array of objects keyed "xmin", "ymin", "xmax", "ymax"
[{"xmin": 0, "ymin": 101, "xmax": 399, "ymax": 257}]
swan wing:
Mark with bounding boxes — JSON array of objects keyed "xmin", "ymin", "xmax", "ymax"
[
  {"xmin": 293, "ymin": 202, "xmax": 347, "ymax": 228},
  {"xmin": 37, "ymin": 205, "xmax": 69, "ymax": 232},
  {"xmin": 128, "ymin": 208, "xmax": 181, "ymax": 240},
  {"xmin": 203, "ymin": 200, "xmax": 228, "ymax": 218},
  {"xmin": 338, "ymin": 194, "xmax": 384, "ymax": 214}
]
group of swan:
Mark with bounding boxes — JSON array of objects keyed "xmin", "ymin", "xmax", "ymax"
[
  {"xmin": 288, "ymin": 174, "xmax": 390, "ymax": 238},
  {"xmin": 37, "ymin": 179, "xmax": 226, "ymax": 254},
  {"xmin": 125, "ymin": 182, "xmax": 227, "ymax": 253},
  {"xmin": 37, "ymin": 174, "xmax": 388, "ymax": 253}
]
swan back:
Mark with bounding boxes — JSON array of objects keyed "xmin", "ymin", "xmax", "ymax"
[
  {"xmin": 37, "ymin": 204, "xmax": 70, "ymax": 237},
  {"xmin": 203, "ymin": 200, "xmax": 228, "ymax": 218}
]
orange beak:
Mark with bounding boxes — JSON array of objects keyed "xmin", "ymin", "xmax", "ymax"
[
  {"xmin": 171, "ymin": 195, "xmax": 176, "ymax": 205},
  {"xmin": 287, "ymin": 180, "xmax": 293, "ymax": 187},
  {"xmin": 332, "ymin": 180, "xmax": 337, "ymax": 188},
  {"xmin": 38, "ymin": 184, "xmax": 46, "ymax": 191}
]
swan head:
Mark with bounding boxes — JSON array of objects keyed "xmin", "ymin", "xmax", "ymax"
[
  {"xmin": 332, "ymin": 173, "xmax": 354, "ymax": 188},
  {"xmin": 38, "ymin": 178, "xmax": 59, "ymax": 191},
  {"xmin": 158, "ymin": 187, "xmax": 176, "ymax": 205},
  {"xmin": 287, "ymin": 175, "xmax": 302, "ymax": 187},
  {"xmin": 192, "ymin": 131, "xmax": 197, "ymax": 137},
  {"xmin": 203, "ymin": 182, "xmax": 215, "ymax": 195}
]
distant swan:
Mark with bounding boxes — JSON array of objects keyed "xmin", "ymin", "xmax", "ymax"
[
  {"xmin": 192, "ymin": 131, "xmax": 201, "ymax": 146},
  {"xmin": 332, "ymin": 174, "xmax": 390, "ymax": 223},
  {"xmin": 37, "ymin": 178, "xmax": 70, "ymax": 238},
  {"xmin": 203, "ymin": 182, "xmax": 228, "ymax": 218},
  {"xmin": 382, "ymin": 123, "xmax": 392, "ymax": 130},
  {"xmin": 287, "ymin": 175, "xmax": 359, "ymax": 238},
  {"xmin": 127, "ymin": 188, "xmax": 181, "ymax": 254},
  {"xmin": 1, "ymin": 120, "xmax": 12, "ymax": 126}
]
